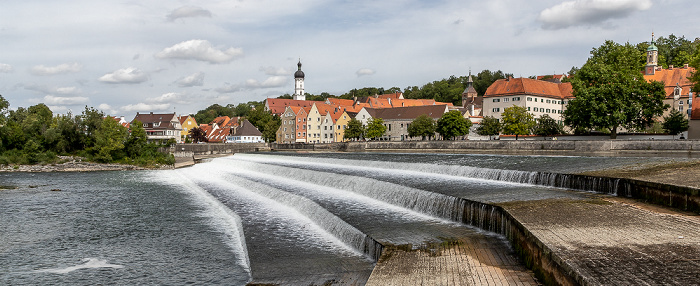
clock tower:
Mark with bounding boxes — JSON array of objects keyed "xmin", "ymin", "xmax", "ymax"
[{"xmin": 294, "ymin": 59, "xmax": 305, "ymax": 101}]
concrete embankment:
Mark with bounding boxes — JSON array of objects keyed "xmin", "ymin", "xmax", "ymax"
[{"xmin": 274, "ymin": 140, "xmax": 700, "ymax": 157}]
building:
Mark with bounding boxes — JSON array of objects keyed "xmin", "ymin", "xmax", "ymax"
[
  {"xmin": 294, "ymin": 60, "xmax": 305, "ymax": 101},
  {"xmin": 642, "ymin": 34, "xmax": 696, "ymax": 119},
  {"xmin": 334, "ymin": 111, "xmax": 353, "ymax": 142},
  {"xmin": 226, "ymin": 119, "xmax": 264, "ymax": 143},
  {"xmin": 483, "ymin": 77, "xmax": 573, "ymax": 122},
  {"xmin": 688, "ymin": 102, "xmax": 700, "ymax": 139},
  {"xmin": 131, "ymin": 112, "xmax": 182, "ymax": 143},
  {"xmin": 277, "ymin": 106, "xmax": 299, "ymax": 143},
  {"xmin": 178, "ymin": 115, "xmax": 198, "ymax": 141},
  {"xmin": 364, "ymin": 105, "xmax": 449, "ymax": 141},
  {"xmin": 264, "ymin": 98, "xmax": 316, "ymax": 116},
  {"xmin": 461, "ymin": 72, "xmax": 482, "ymax": 117}
]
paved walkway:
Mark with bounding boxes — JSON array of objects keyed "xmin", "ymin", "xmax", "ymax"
[
  {"xmin": 366, "ymin": 233, "xmax": 539, "ymax": 285},
  {"xmin": 504, "ymin": 196, "xmax": 700, "ymax": 285}
]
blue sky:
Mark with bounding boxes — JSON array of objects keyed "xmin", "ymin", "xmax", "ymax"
[{"xmin": 0, "ymin": 0, "xmax": 698, "ymax": 120}]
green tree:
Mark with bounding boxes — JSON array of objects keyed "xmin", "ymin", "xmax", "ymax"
[
  {"xmin": 564, "ymin": 40, "xmax": 668, "ymax": 139},
  {"xmin": 365, "ymin": 118, "xmax": 386, "ymax": 140},
  {"xmin": 689, "ymin": 48, "xmax": 700, "ymax": 93},
  {"xmin": 77, "ymin": 106, "xmax": 105, "ymax": 149},
  {"xmin": 125, "ymin": 120, "xmax": 147, "ymax": 157},
  {"xmin": 533, "ymin": 114, "xmax": 564, "ymax": 138},
  {"xmin": 407, "ymin": 114, "xmax": 436, "ymax": 140},
  {"xmin": 92, "ymin": 117, "xmax": 128, "ymax": 162},
  {"xmin": 232, "ymin": 103, "xmax": 252, "ymax": 117},
  {"xmin": 662, "ymin": 109, "xmax": 689, "ymax": 137},
  {"xmin": 474, "ymin": 70, "xmax": 513, "ymax": 97},
  {"xmin": 262, "ymin": 120, "xmax": 279, "ymax": 142},
  {"xmin": 501, "ymin": 106, "xmax": 535, "ymax": 140},
  {"xmin": 476, "ymin": 116, "xmax": 501, "ymax": 139},
  {"xmin": 344, "ymin": 118, "xmax": 364, "ymax": 140},
  {"xmin": 0, "ymin": 94, "xmax": 8, "ymax": 125},
  {"xmin": 436, "ymin": 110, "xmax": 471, "ymax": 140},
  {"xmin": 194, "ymin": 104, "xmax": 234, "ymax": 125},
  {"xmin": 45, "ymin": 112, "xmax": 83, "ymax": 154}
]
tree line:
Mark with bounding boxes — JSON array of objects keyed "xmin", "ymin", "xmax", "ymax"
[{"xmin": 0, "ymin": 96, "xmax": 174, "ymax": 166}]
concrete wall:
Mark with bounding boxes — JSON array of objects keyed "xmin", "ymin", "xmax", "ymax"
[
  {"xmin": 273, "ymin": 140, "xmax": 700, "ymax": 156},
  {"xmin": 168, "ymin": 143, "xmax": 269, "ymax": 156}
]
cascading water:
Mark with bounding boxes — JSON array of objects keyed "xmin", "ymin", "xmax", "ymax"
[
  {"xmin": 195, "ymin": 171, "xmax": 382, "ymax": 261},
  {"xmin": 157, "ymin": 171, "xmax": 252, "ymax": 277}
]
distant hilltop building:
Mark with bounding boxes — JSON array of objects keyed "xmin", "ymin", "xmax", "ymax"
[{"xmin": 294, "ymin": 59, "xmax": 305, "ymax": 101}]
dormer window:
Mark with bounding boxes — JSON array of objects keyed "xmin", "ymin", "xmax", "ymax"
[{"xmin": 143, "ymin": 123, "xmax": 147, "ymax": 127}]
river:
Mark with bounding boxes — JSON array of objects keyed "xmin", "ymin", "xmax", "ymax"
[{"xmin": 0, "ymin": 153, "xmax": 677, "ymax": 285}]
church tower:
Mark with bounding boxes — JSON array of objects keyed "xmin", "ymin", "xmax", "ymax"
[
  {"xmin": 462, "ymin": 71, "xmax": 477, "ymax": 107},
  {"xmin": 294, "ymin": 59, "xmax": 306, "ymax": 101},
  {"xmin": 645, "ymin": 33, "xmax": 659, "ymax": 75}
]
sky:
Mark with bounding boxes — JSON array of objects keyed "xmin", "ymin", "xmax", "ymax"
[{"xmin": 1, "ymin": 0, "xmax": 698, "ymax": 120}]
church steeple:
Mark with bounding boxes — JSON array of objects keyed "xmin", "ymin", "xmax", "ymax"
[
  {"xmin": 462, "ymin": 70, "xmax": 477, "ymax": 108},
  {"xmin": 645, "ymin": 32, "xmax": 659, "ymax": 75},
  {"xmin": 294, "ymin": 59, "xmax": 306, "ymax": 100}
]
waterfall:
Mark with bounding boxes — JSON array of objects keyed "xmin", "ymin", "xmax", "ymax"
[
  {"xmin": 200, "ymin": 173, "xmax": 383, "ymax": 262},
  {"xmin": 219, "ymin": 158, "xmax": 467, "ymax": 224},
  {"xmin": 231, "ymin": 154, "xmax": 631, "ymax": 196},
  {"xmin": 163, "ymin": 171, "xmax": 252, "ymax": 278}
]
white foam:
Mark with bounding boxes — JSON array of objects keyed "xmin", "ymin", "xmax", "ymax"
[{"xmin": 35, "ymin": 258, "xmax": 123, "ymax": 274}]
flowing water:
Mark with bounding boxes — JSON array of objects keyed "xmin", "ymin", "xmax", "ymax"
[{"xmin": 0, "ymin": 152, "xmax": 679, "ymax": 285}]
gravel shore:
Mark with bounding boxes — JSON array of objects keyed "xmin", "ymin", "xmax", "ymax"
[{"xmin": 0, "ymin": 157, "xmax": 173, "ymax": 172}]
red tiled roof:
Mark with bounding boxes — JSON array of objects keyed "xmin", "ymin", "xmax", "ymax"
[
  {"xmin": 644, "ymin": 66, "xmax": 695, "ymax": 99},
  {"xmin": 326, "ymin": 98, "xmax": 355, "ymax": 106},
  {"xmin": 485, "ymin": 77, "xmax": 573, "ymax": 99},
  {"xmin": 265, "ymin": 98, "xmax": 318, "ymax": 115}
]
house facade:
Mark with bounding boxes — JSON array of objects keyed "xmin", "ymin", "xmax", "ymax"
[
  {"xmin": 226, "ymin": 119, "xmax": 264, "ymax": 143},
  {"xmin": 483, "ymin": 77, "xmax": 573, "ymax": 123},
  {"xmin": 277, "ymin": 106, "xmax": 298, "ymax": 144},
  {"xmin": 132, "ymin": 112, "xmax": 182, "ymax": 143},
  {"xmin": 178, "ymin": 115, "xmax": 198, "ymax": 141}
]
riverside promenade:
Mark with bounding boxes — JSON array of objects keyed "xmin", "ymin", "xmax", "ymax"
[{"xmin": 366, "ymin": 159, "xmax": 700, "ymax": 285}]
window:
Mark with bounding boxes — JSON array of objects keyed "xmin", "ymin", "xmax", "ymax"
[
  {"xmin": 679, "ymin": 106, "xmax": 683, "ymax": 112},
  {"xmin": 298, "ymin": 132, "xmax": 301, "ymax": 136},
  {"xmin": 492, "ymin": 108, "xmax": 500, "ymax": 112},
  {"xmin": 388, "ymin": 124, "xmax": 391, "ymax": 131},
  {"xmin": 534, "ymin": 107, "xmax": 539, "ymax": 112},
  {"xmin": 527, "ymin": 107, "xmax": 531, "ymax": 111},
  {"xmin": 143, "ymin": 123, "xmax": 147, "ymax": 127},
  {"xmin": 493, "ymin": 99, "xmax": 500, "ymax": 102},
  {"xmin": 317, "ymin": 126, "xmax": 320, "ymax": 129},
  {"xmin": 284, "ymin": 127, "xmax": 287, "ymax": 131},
  {"xmin": 680, "ymin": 100, "xmax": 684, "ymax": 105},
  {"xmin": 513, "ymin": 97, "xmax": 520, "ymax": 101},
  {"xmin": 546, "ymin": 109, "xmax": 551, "ymax": 113},
  {"xmin": 504, "ymin": 98, "xmax": 509, "ymax": 102},
  {"xmin": 546, "ymin": 100, "xmax": 551, "ymax": 104},
  {"xmin": 527, "ymin": 97, "xmax": 532, "ymax": 101},
  {"xmin": 317, "ymin": 118, "xmax": 320, "ymax": 122},
  {"xmin": 324, "ymin": 126, "xmax": 327, "ymax": 130},
  {"xmin": 167, "ymin": 130, "xmax": 172, "ymax": 135}
]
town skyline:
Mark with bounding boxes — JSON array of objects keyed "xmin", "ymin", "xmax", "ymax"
[{"xmin": 1, "ymin": 0, "xmax": 698, "ymax": 120}]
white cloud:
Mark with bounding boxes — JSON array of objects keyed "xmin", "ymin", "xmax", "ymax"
[
  {"xmin": 175, "ymin": 72, "xmax": 205, "ymax": 87},
  {"xmin": 245, "ymin": 76, "xmax": 287, "ymax": 88},
  {"xmin": 0, "ymin": 63, "xmax": 13, "ymax": 73},
  {"xmin": 121, "ymin": 103, "xmax": 171, "ymax": 112},
  {"xmin": 23, "ymin": 84, "xmax": 81, "ymax": 95},
  {"xmin": 98, "ymin": 103, "xmax": 119, "ymax": 115},
  {"xmin": 167, "ymin": 6, "xmax": 212, "ymax": 21},
  {"xmin": 98, "ymin": 67, "xmax": 148, "ymax": 84},
  {"xmin": 538, "ymin": 0, "xmax": 652, "ymax": 30},
  {"xmin": 356, "ymin": 68, "xmax": 376, "ymax": 77},
  {"xmin": 155, "ymin": 39, "xmax": 243, "ymax": 64},
  {"xmin": 147, "ymin": 92, "xmax": 184, "ymax": 104},
  {"xmin": 215, "ymin": 83, "xmax": 242, "ymax": 94},
  {"xmin": 55, "ymin": 86, "xmax": 81, "ymax": 95},
  {"xmin": 260, "ymin": 66, "xmax": 292, "ymax": 76},
  {"xmin": 30, "ymin": 63, "xmax": 82, "ymax": 75},
  {"xmin": 42, "ymin": 95, "xmax": 89, "ymax": 105}
]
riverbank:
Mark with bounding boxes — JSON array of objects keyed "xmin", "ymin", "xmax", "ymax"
[{"xmin": 0, "ymin": 156, "xmax": 172, "ymax": 172}]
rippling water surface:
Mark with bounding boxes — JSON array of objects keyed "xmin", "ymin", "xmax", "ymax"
[{"xmin": 1, "ymin": 153, "xmax": 674, "ymax": 285}]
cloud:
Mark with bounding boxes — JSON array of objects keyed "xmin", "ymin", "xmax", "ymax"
[
  {"xmin": 23, "ymin": 84, "xmax": 81, "ymax": 95},
  {"xmin": 30, "ymin": 63, "xmax": 82, "ymax": 75},
  {"xmin": 147, "ymin": 92, "xmax": 184, "ymax": 104},
  {"xmin": 356, "ymin": 68, "xmax": 376, "ymax": 77},
  {"xmin": 121, "ymin": 103, "xmax": 171, "ymax": 112},
  {"xmin": 98, "ymin": 67, "xmax": 149, "ymax": 84},
  {"xmin": 98, "ymin": 103, "xmax": 120, "ymax": 115},
  {"xmin": 260, "ymin": 66, "xmax": 292, "ymax": 76},
  {"xmin": 0, "ymin": 63, "xmax": 13, "ymax": 73},
  {"xmin": 167, "ymin": 6, "xmax": 212, "ymax": 21},
  {"xmin": 42, "ymin": 95, "xmax": 89, "ymax": 105},
  {"xmin": 538, "ymin": 0, "xmax": 652, "ymax": 30},
  {"xmin": 155, "ymin": 40, "xmax": 243, "ymax": 64},
  {"xmin": 245, "ymin": 76, "xmax": 287, "ymax": 88},
  {"xmin": 215, "ymin": 83, "xmax": 242, "ymax": 94},
  {"xmin": 175, "ymin": 72, "xmax": 205, "ymax": 87}
]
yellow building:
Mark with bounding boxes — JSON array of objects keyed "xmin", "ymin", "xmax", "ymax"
[
  {"xmin": 334, "ymin": 111, "xmax": 352, "ymax": 142},
  {"xmin": 178, "ymin": 115, "xmax": 198, "ymax": 141}
]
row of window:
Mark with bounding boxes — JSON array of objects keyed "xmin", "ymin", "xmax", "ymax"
[
  {"xmin": 528, "ymin": 107, "xmax": 562, "ymax": 114},
  {"xmin": 492, "ymin": 97, "xmax": 521, "ymax": 103}
]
